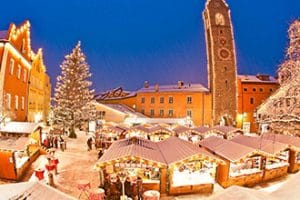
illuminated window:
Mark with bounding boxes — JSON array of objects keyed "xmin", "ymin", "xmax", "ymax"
[
  {"xmin": 21, "ymin": 97, "xmax": 25, "ymax": 110},
  {"xmin": 187, "ymin": 96, "xmax": 192, "ymax": 104},
  {"xmin": 23, "ymin": 69, "xmax": 27, "ymax": 82},
  {"xmin": 160, "ymin": 97, "xmax": 164, "ymax": 103},
  {"xmin": 169, "ymin": 97, "xmax": 173, "ymax": 104},
  {"xmin": 15, "ymin": 95, "xmax": 18, "ymax": 110},
  {"xmin": 150, "ymin": 97, "xmax": 155, "ymax": 104},
  {"xmin": 159, "ymin": 109, "xmax": 164, "ymax": 117},
  {"xmin": 168, "ymin": 109, "xmax": 173, "ymax": 117},
  {"xmin": 9, "ymin": 59, "xmax": 14, "ymax": 75},
  {"xmin": 17, "ymin": 65, "xmax": 21, "ymax": 79},
  {"xmin": 6, "ymin": 93, "xmax": 11, "ymax": 109}
]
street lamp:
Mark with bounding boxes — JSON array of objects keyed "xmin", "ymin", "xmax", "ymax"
[{"xmin": 118, "ymin": 170, "xmax": 127, "ymax": 200}]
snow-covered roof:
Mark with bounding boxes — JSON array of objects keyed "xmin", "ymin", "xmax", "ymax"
[
  {"xmin": 105, "ymin": 104, "xmax": 145, "ymax": 118},
  {"xmin": 0, "ymin": 137, "xmax": 29, "ymax": 151},
  {"xmin": 137, "ymin": 83, "xmax": 209, "ymax": 93},
  {"xmin": 238, "ymin": 74, "xmax": 278, "ymax": 83},
  {"xmin": 0, "ymin": 181, "xmax": 76, "ymax": 200},
  {"xmin": 96, "ymin": 87, "xmax": 136, "ymax": 100},
  {"xmin": 0, "ymin": 122, "xmax": 42, "ymax": 134}
]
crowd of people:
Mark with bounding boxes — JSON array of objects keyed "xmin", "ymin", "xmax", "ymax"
[{"xmin": 43, "ymin": 135, "xmax": 66, "ymax": 151}]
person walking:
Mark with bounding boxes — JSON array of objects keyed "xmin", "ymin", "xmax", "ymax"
[
  {"xmin": 87, "ymin": 137, "xmax": 92, "ymax": 151},
  {"xmin": 136, "ymin": 176, "xmax": 143, "ymax": 200}
]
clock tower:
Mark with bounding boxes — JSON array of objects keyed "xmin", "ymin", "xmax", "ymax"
[{"xmin": 203, "ymin": 0, "xmax": 237, "ymax": 125}]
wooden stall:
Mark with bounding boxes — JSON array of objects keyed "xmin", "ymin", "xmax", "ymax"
[
  {"xmin": 199, "ymin": 136, "xmax": 266, "ymax": 188},
  {"xmin": 124, "ymin": 125, "xmax": 149, "ymax": 139},
  {"xmin": 158, "ymin": 137, "xmax": 223, "ymax": 195},
  {"xmin": 231, "ymin": 135, "xmax": 290, "ymax": 181},
  {"xmin": 95, "ymin": 137, "xmax": 168, "ymax": 197},
  {"xmin": 262, "ymin": 133, "xmax": 300, "ymax": 173},
  {"xmin": 0, "ymin": 122, "xmax": 42, "ymax": 180},
  {"xmin": 148, "ymin": 125, "xmax": 174, "ymax": 142},
  {"xmin": 211, "ymin": 125, "xmax": 243, "ymax": 140}
]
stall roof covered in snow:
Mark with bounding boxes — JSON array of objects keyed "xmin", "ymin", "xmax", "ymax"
[
  {"xmin": 199, "ymin": 136, "xmax": 261, "ymax": 162},
  {"xmin": 0, "ymin": 122, "xmax": 41, "ymax": 134},
  {"xmin": 137, "ymin": 83, "xmax": 209, "ymax": 93},
  {"xmin": 173, "ymin": 125, "xmax": 191, "ymax": 135},
  {"xmin": 0, "ymin": 137, "xmax": 29, "ymax": 151},
  {"xmin": 231, "ymin": 135, "xmax": 289, "ymax": 155},
  {"xmin": 0, "ymin": 181, "xmax": 76, "ymax": 200},
  {"xmin": 97, "ymin": 136, "xmax": 222, "ymax": 167},
  {"xmin": 211, "ymin": 125, "xmax": 243, "ymax": 135},
  {"xmin": 158, "ymin": 136, "xmax": 222, "ymax": 165},
  {"xmin": 192, "ymin": 126, "xmax": 211, "ymax": 134},
  {"xmin": 262, "ymin": 133, "xmax": 300, "ymax": 150}
]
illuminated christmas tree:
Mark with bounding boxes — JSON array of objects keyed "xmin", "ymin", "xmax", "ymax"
[
  {"xmin": 257, "ymin": 20, "xmax": 300, "ymax": 135},
  {"xmin": 53, "ymin": 42, "xmax": 95, "ymax": 138}
]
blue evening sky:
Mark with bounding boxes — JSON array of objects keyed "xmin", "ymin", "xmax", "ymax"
[{"xmin": 0, "ymin": 0, "xmax": 299, "ymax": 92}]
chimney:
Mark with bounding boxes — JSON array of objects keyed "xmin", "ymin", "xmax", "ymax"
[
  {"xmin": 155, "ymin": 83, "xmax": 159, "ymax": 92},
  {"xmin": 144, "ymin": 81, "xmax": 149, "ymax": 88},
  {"xmin": 177, "ymin": 80, "xmax": 184, "ymax": 88}
]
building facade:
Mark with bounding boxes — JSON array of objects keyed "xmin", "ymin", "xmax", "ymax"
[
  {"xmin": 28, "ymin": 49, "xmax": 51, "ymax": 123},
  {"xmin": 203, "ymin": 0, "xmax": 237, "ymax": 126},
  {"xmin": 135, "ymin": 81, "xmax": 212, "ymax": 126},
  {"xmin": 237, "ymin": 74, "xmax": 279, "ymax": 133},
  {"xmin": 0, "ymin": 21, "xmax": 51, "ymax": 122}
]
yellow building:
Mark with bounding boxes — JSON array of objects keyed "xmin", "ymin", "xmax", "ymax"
[{"xmin": 28, "ymin": 49, "xmax": 51, "ymax": 123}]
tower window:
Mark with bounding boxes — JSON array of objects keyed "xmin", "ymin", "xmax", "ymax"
[
  {"xmin": 270, "ymin": 88, "xmax": 273, "ymax": 92},
  {"xmin": 259, "ymin": 88, "xmax": 263, "ymax": 92},
  {"xmin": 225, "ymin": 80, "xmax": 228, "ymax": 88},
  {"xmin": 224, "ymin": 66, "xmax": 227, "ymax": 72},
  {"xmin": 250, "ymin": 97, "xmax": 254, "ymax": 104},
  {"xmin": 252, "ymin": 88, "xmax": 256, "ymax": 92},
  {"xmin": 243, "ymin": 88, "xmax": 248, "ymax": 92}
]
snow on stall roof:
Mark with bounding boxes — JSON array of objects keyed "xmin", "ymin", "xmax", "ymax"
[
  {"xmin": 0, "ymin": 137, "xmax": 29, "ymax": 150},
  {"xmin": 192, "ymin": 126, "xmax": 211, "ymax": 134},
  {"xmin": 199, "ymin": 136, "xmax": 257, "ymax": 162},
  {"xmin": 238, "ymin": 74, "xmax": 278, "ymax": 83},
  {"xmin": 231, "ymin": 135, "xmax": 289, "ymax": 155},
  {"xmin": 98, "ymin": 136, "xmax": 222, "ymax": 166},
  {"xmin": 173, "ymin": 125, "xmax": 191, "ymax": 135},
  {"xmin": 158, "ymin": 136, "xmax": 221, "ymax": 165},
  {"xmin": 262, "ymin": 133, "xmax": 300, "ymax": 150},
  {"xmin": 0, "ymin": 122, "xmax": 41, "ymax": 134},
  {"xmin": 148, "ymin": 125, "xmax": 173, "ymax": 134},
  {"xmin": 137, "ymin": 83, "xmax": 209, "ymax": 93},
  {"xmin": 0, "ymin": 181, "xmax": 76, "ymax": 200},
  {"xmin": 212, "ymin": 125, "xmax": 242, "ymax": 134}
]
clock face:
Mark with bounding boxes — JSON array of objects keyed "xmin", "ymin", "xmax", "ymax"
[
  {"xmin": 215, "ymin": 13, "xmax": 225, "ymax": 26},
  {"xmin": 219, "ymin": 48, "xmax": 230, "ymax": 60}
]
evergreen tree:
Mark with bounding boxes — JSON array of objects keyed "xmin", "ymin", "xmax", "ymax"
[{"xmin": 53, "ymin": 42, "xmax": 95, "ymax": 138}]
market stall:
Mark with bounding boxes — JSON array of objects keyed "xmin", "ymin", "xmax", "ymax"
[
  {"xmin": 95, "ymin": 137, "xmax": 168, "ymax": 197},
  {"xmin": 124, "ymin": 125, "xmax": 149, "ymax": 139},
  {"xmin": 231, "ymin": 135, "xmax": 290, "ymax": 181},
  {"xmin": 172, "ymin": 125, "xmax": 192, "ymax": 142},
  {"xmin": 148, "ymin": 125, "xmax": 174, "ymax": 142},
  {"xmin": 158, "ymin": 137, "xmax": 223, "ymax": 195},
  {"xmin": 199, "ymin": 136, "xmax": 266, "ymax": 188},
  {"xmin": 262, "ymin": 133, "xmax": 300, "ymax": 173},
  {"xmin": 210, "ymin": 125, "xmax": 243, "ymax": 140}
]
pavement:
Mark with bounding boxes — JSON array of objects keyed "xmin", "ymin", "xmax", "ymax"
[{"xmin": 1, "ymin": 130, "xmax": 297, "ymax": 200}]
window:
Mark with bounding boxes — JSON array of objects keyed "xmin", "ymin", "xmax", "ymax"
[
  {"xmin": 17, "ymin": 65, "xmax": 21, "ymax": 79},
  {"xmin": 160, "ymin": 97, "xmax": 164, "ymax": 104},
  {"xmin": 141, "ymin": 109, "xmax": 145, "ymax": 114},
  {"xmin": 252, "ymin": 88, "xmax": 256, "ymax": 92},
  {"xmin": 187, "ymin": 109, "xmax": 192, "ymax": 117},
  {"xmin": 243, "ymin": 88, "xmax": 248, "ymax": 92},
  {"xmin": 250, "ymin": 97, "xmax": 254, "ymax": 104},
  {"xmin": 225, "ymin": 80, "xmax": 228, "ymax": 88},
  {"xmin": 270, "ymin": 88, "xmax": 273, "ymax": 92},
  {"xmin": 141, "ymin": 97, "xmax": 145, "ymax": 104},
  {"xmin": 159, "ymin": 109, "xmax": 164, "ymax": 117},
  {"xmin": 9, "ymin": 59, "xmax": 14, "ymax": 75},
  {"xmin": 21, "ymin": 97, "xmax": 25, "ymax": 110},
  {"xmin": 15, "ymin": 95, "xmax": 18, "ymax": 110},
  {"xmin": 224, "ymin": 66, "xmax": 227, "ymax": 72},
  {"xmin": 168, "ymin": 97, "xmax": 173, "ymax": 104},
  {"xmin": 6, "ymin": 93, "xmax": 11, "ymax": 109},
  {"xmin": 97, "ymin": 111, "xmax": 106, "ymax": 119},
  {"xmin": 150, "ymin": 109, "xmax": 154, "ymax": 117},
  {"xmin": 150, "ymin": 97, "xmax": 155, "ymax": 104},
  {"xmin": 187, "ymin": 96, "xmax": 192, "ymax": 104},
  {"xmin": 259, "ymin": 88, "xmax": 263, "ymax": 92},
  {"xmin": 23, "ymin": 69, "xmax": 27, "ymax": 82},
  {"xmin": 168, "ymin": 109, "xmax": 173, "ymax": 117}
]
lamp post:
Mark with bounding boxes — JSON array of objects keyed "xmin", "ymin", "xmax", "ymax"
[{"xmin": 118, "ymin": 171, "xmax": 127, "ymax": 200}]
